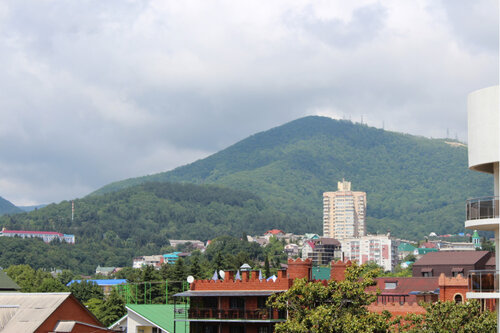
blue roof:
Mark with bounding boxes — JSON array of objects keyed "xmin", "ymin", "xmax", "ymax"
[{"xmin": 66, "ymin": 279, "xmax": 127, "ymax": 287}]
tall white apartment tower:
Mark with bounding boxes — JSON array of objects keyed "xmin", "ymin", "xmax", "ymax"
[
  {"xmin": 323, "ymin": 180, "xmax": 366, "ymax": 239},
  {"xmin": 464, "ymin": 85, "xmax": 499, "ymax": 331}
]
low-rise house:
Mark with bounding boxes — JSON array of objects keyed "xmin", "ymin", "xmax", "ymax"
[
  {"xmin": 0, "ymin": 292, "xmax": 111, "ymax": 332},
  {"xmin": 284, "ymin": 243, "xmax": 299, "ymax": 257},
  {"xmin": 164, "ymin": 252, "xmax": 182, "ymax": 264},
  {"xmin": 169, "ymin": 240, "xmax": 206, "ymax": 251},
  {"xmin": 110, "ymin": 304, "xmax": 189, "ymax": 333},
  {"xmin": 133, "ymin": 255, "xmax": 164, "ymax": 269},
  {"xmin": 95, "ymin": 265, "xmax": 117, "ymax": 276},
  {"xmin": 413, "ymin": 247, "xmax": 438, "ymax": 259},
  {"xmin": 412, "ymin": 250, "xmax": 492, "ymax": 278},
  {"xmin": 398, "ymin": 243, "xmax": 416, "ymax": 260}
]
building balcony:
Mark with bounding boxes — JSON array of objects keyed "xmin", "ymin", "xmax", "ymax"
[
  {"xmin": 465, "ymin": 197, "xmax": 500, "ymax": 231},
  {"xmin": 467, "ymin": 270, "xmax": 500, "ymax": 299},
  {"xmin": 174, "ymin": 307, "xmax": 286, "ymax": 322}
]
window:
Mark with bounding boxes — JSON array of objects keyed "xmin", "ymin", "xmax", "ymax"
[
  {"xmin": 422, "ymin": 272, "xmax": 432, "ymax": 277},
  {"xmin": 384, "ymin": 282, "xmax": 397, "ymax": 290},
  {"xmin": 258, "ymin": 327, "xmax": 269, "ymax": 333},
  {"xmin": 230, "ymin": 297, "xmax": 245, "ymax": 309},
  {"xmin": 454, "ymin": 294, "xmax": 463, "ymax": 304},
  {"xmin": 230, "ymin": 326, "xmax": 244, "ymax": 333},
  {"xmin": 257, "ymin": 296, "xmax": 268, "ymax": 309}
]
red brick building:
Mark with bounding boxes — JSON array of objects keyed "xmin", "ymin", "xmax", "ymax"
[{"xmin": 174, "ymin": 258, "xmax": 478, "ymax": 332}]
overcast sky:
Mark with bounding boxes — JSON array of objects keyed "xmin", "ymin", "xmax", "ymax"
[{"xmin": 0, "ymin": 0, "xmax": 498, "ymax": 206}]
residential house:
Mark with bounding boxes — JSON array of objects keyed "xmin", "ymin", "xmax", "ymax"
[
  {"xmin": 110, "ymin": 304, "xmax": 189, "ymax": 333},
  {"xmin": 133, "ymin": 255, "xmax": 164, "ymax": 269},
  {"xmin": 0, "ymin": 292, "xmax": 110, "ymax": 332},
  {"xmin": 412, "ymin": 251, "xmax": 492, "ymax": 278},
  {"xmin": 96, "ymin": 265, "xmax": 116, "ymax": 276},
  {"xmin": 398, "ymin": 243, "xmax": 416, "ymax": 260}
]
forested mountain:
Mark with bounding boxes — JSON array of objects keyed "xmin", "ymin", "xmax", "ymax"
[
  {"xmin": 0, "ymin": 196, "xmax": 22, "ymax": 215},
  {"xmin": 92, "ymin": 116, "xmax": 491, "ymax": 239},
  {"xmin": 0, "ymin": 182, "xmax": 300, "ymax": 274}
]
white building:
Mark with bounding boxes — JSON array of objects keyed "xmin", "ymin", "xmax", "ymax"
[
  {"xmin": 464, "ymin": 85, "xmax": 499, "ymax": 329},
  {"xmin": 340, "ymin": 234, "xmax": 399, "ymax": 272},
  {"xmin": 132, "ymin": 255, "xmax": 164, "ymax": 269},
  {"xmin": 323, "ymin": 180, "xmax": 366, "ymax": 239}
]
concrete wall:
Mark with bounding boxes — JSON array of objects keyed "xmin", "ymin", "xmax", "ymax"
[{"xmin": 467, "ymin": 85, "xmax": 499, "ymax": 173}]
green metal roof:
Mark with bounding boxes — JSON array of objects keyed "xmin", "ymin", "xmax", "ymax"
[
  {"xmin": 0, "ymin": 270, "xmax": 20, "ymax": 291},
  {"xmin": 398, "ymin": 243, "xmax": 416, "ymax": 252},
  {"xmin": 312, "ymin": 267, "xmax": 330, "ymax": 280},
  {"xmin": 126, "ymin": 304, "xmax": 189, "ymax": 333},
  {"xmin": 416, "ymin": 248, "xmax": 438, "ymax": 255}
]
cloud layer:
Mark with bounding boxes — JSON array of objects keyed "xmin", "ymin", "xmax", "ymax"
[{"xmin": 0, "ymin": 0, "xmax": 498, "ymax": 205}]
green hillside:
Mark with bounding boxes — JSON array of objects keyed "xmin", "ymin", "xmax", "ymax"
[
  {"xmin": 0, "ymin": 196, "xmax": 22, "ymax": 215},
  {"xmin": 93, "ymin": 116, "xmax": 492, "ymax": 239},
  {"xmin": 0, "ymin": 182, "xmax": 300, "ymax": 274}
]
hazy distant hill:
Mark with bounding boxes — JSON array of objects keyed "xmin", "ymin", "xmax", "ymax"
[
  {"xmin": 0, "ymin": 182, "xmax": 297, "ymax": 274},
  {"xmin": 92, "ymin": 116, "xmax": 491, "ymax": 239},
  {"xmin": 0, "ymin": 197, "xmax": 22, "ymax": 215}
]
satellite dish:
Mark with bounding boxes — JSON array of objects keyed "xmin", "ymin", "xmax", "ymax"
[
  {"xmin": 219, "ymin": 270, "xmax": 225, "ymax": 279},
  {"xmin": 187, "ymin": 275, "xmax": 194, "ymax": 284}
]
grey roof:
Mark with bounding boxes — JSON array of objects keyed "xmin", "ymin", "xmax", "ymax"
[
  {"xmin": 413, "ymin": 251, "xmax": 490, "ymax": 266},
  {"xmin": 0, "ymin": 292, "xmax": 71, "ymax": 332},
  {"xmin": 174, "ymin": 290, "xmax": 285, "ymax": 297},
  {"xmin": 0, "ymin": 271, "xmax": 20, "ymax": 291}
]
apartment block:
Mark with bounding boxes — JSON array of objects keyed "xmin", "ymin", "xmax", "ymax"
[
  {"xmin": 323, "ymin": 180, "xmax": 366, "ymax": 239},
  {"xmin": 340, "ymin": 234, "xmax": 398, "ymax": 272}
]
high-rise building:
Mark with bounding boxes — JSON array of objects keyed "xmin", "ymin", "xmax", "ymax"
[
  {"xmin": 464, "ymin": 85, "xmax": 499, "ymax": 322},
  {"xmin": 323, "ymin": 180, "xmax": 366, "ymax": 239}
]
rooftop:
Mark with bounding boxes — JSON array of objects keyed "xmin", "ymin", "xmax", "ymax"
[
  {"xmin": 413, "ymin": 250, "xmax": 491, "ymax": 266},
  {"xmin": 126, "ymin": 304, "xmax": 188, "ymax": 333}
]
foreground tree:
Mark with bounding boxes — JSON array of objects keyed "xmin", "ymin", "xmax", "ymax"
[
  {"xmin": 402, "ymin": 300, "xmax": 496, "ymax": 333},
  {"xmin": 267, "ymin": 263, "xmax": 392, "ymax": 333}
]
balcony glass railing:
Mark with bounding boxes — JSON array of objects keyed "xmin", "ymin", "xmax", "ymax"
[
  {"xmin": 174, "ymin": 307, "xmax": 286, "ymax": 321},
  {"xmin": 466, "ymin": 197, "xmax": 500, "ymax": 220},
  {"xmin": 468, "ymin": 270, "xmax": 499, "ymax": 293}
]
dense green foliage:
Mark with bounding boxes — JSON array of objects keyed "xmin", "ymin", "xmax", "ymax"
[
  {"xmin": 402, "ymin": 300, "xmax": 496, "ymax": 332},
  {"xmin": 0, "ymin": 184, "xmax": 296, "ymax": 274},
  {"xmin": 92, "ymin": 116, "xmax": 491, "ymax": 239},
  {"xmin": 0, "ymin": 196, "xmax": 22, "ymax": 215}
]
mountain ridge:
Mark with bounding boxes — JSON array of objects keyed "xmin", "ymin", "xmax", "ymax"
[{"xmin": 91, "ymin": 116, "xmax": 491, "ymax": 239}]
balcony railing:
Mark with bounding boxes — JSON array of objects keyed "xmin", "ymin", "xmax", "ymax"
[
  {"xmin": 468, "ymin": 270, "xmax": 499, "ymax": 293},
  {"xmin": 466, "ymin": 197, "xmax": 500, "ymax": 220},
  {"xmin": 174, "ymin": 307, "xmax": 286, "ymax": 321}
]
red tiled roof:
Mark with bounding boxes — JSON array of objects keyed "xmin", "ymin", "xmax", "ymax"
[
  {"xmin": 2, "ymin": 230, "xmax": 63, "ymax": 236},
  {"xmin": 413, "ymin": 251, "xmax": 490, "ymax": 266},
  {"xmin": 265, "ymin": 229, "xmax": 284, "ymax": 235},
  {"xmin": 420, "ymin": 242, "xmax": 438, "ymax": 249}
]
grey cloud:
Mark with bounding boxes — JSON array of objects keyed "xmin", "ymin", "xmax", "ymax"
[
  {"xmin": 440, "ymin": 0, "xmax": 499, "ymax": 54},
  {"xmin": 300, "ymin": 3, "xmax": 388, "ymax": 48},
  {"xmin": 0, "ymin": 1, "xmax": 497, "ymax": 205}
]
